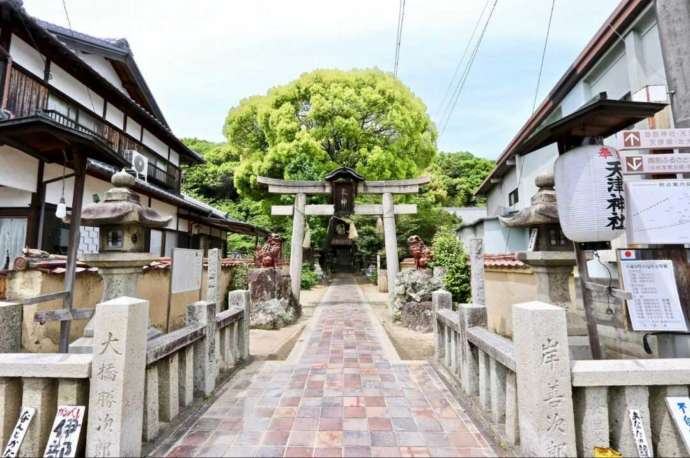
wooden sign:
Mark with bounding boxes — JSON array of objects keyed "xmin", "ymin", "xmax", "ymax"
[
  {"xmin": 619, "ymin": 257, "xmax": 688, "ymax": 332},
  {"xmin": 628, "ymin": 409, "xmax": 652, "ymax": 458},
  {"xmin": 170, "ymin": 248, "xmax": 203, "ymax": 294},
  {"xmin": 666, "ymin": 396, "xmax": 690, "ymax": 454},
  {"xmin": 617, "ymin": 128, "xmax": 690, "ymax": 150},
  {"xmin": 622, "ymin": 153, "xmax": 690, "ymax": 174},
  {"xmin": 3, "ymin": 407, "xmax": 35, "ymax": 457},
  {"xmin": 43, "ymin": 406, "xmax": 85, "ymax": 458},
  {"xmin": 625, "ymin": 180, "xmax": 690, "ymax": 245}
]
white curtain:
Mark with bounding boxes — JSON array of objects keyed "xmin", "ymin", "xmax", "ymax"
[{"xmin": 0, "ymin": 218, "xmax": 27, "ymax": 269}]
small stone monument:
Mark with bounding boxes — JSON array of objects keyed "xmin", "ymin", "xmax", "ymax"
[
  {"xmin": 248, "ymin": 234, "xmax": 299, "ymax": 329},
  {"xmin": 499, "ymin": 174, "xmax": 587, "ymax": 336},
  {"xmin": 69, "ymin": 169, "xmax": 171, "ymax": 353}
]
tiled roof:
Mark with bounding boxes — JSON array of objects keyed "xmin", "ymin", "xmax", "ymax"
[{"xmin": 484, "ymin": 253, "xmax": 528, "ymax": 270}]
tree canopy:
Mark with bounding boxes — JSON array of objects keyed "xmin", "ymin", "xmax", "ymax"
[
  {"xmin": 182, "ymin": 68, "xmax": 495, "ymax": 265},
  {"xmin": 225, "ymin": 69, "xmax": 437, "ymax": 196}
]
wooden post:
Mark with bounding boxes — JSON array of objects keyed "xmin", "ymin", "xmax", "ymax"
[
  {"xmin": 59, "ymin": 151, "xmax": 85, "ymax": 353},
  {"xmin": 575, "ymin": 243, "xmax": 603, "ymax": 359}
]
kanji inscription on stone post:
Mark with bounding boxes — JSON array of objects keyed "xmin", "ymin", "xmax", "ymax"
[
  {"xmin": 86, "ymin": 297, "xmax": 148, "ymax": 457},
  {"xmin": 513, "ymin": 302, "xmax": 576, "ymax": 457}
]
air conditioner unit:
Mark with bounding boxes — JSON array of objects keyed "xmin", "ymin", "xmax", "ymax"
[{"xmin": 128, "ymin": 150, "xmax": 148, "ymax": 182}]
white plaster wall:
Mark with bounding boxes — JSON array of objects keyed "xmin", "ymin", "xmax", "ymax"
[
  {"xmin": 9, "ymin": 35, "xmax": 44, "ymax": 78},
  {"xmin": 486, "ymin": 166, "xmax": 518, "ymax": 217},
  {"xmin": 587, "ymin": 48, "xmax": 630, "ymax": 100},
  {"xmin": 640, "ymin": 24, "xmax": 666, "ymax": 87},
  {"xmin": 0, "ymin": 146, "xmax": 38, "ymax": 192},
  {"xmin": 516, "ymin": 144, "xmax": 558, "ymax": 209},
  {"xmin": 50, "ymin": 63, "xmax": 104, "ymax": 116},
  {"xmin": 0, "ymin": 187, "xmax": 31, "ymax": 207},
  {"xmin": 560, "ymin": 82, "xmax": 588, "ymax": 117},
  {"xmin": 142, "ymin": 129, "xmax": 168, "ymax": 159},
  {"xmin": 44, "ymin": 175, "xmax": 111, "ymax": 207},
  {"xmin": 150, "ymin": 198, "xmax": 177, "ymax": 230},
  {"xmin": 126, "ymin": 117, "xmax": 142, "ymax": 140},
  {"xmin": 77, "ymin": 52, "xmax": 127, "ymax": 93},
  {"xmin": 105, "ymin": 103, "xmax": 125, "ymax": 130},
  {"xmin": 178, "ymin": 218, "xmax": 189, "ymax": 232},
  {"xmin": 484, "ymin": 219, "xmax": 529, "ymax": 253}
]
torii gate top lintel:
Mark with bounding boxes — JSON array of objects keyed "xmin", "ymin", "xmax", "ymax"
[{"xmin": 257, "ymin": 169, "xmax": 430, "ymax": 311}]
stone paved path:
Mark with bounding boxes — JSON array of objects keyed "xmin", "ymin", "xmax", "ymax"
[{"xmin": 158, "ymin": 276, "xmax": 496, "ymax": 458}]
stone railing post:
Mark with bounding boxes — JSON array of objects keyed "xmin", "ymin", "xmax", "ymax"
[
  {"xmin": 228, "ymin": 290, "xmax": 250, "ymax": 360},
  {"xmin": 187, "ymin": 301, "xmax": 217, "ymax": 397},
  {"xmin": 86, "ymin": 296, "xmax": 148, "ymax": 457},
  {"xmin": 0, "ymin": 302, "xmax": 21, "ymax": 353},
  {"xmin": 458, "ymin": 303, "xmax": 486, "ymax": 396},
  {"xmin": 432, "ymin": 290, "xmax": 452, "ymax": 362},
  {"xmin": 469, "ymin": 238, "xmax": 485, "ymax": 306},
  {"xmin": 513, "ymin": 301, "xmax": 576, "ymax": 457}
]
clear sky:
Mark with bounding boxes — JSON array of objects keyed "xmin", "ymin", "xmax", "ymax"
[{"xmin": 24, "ymin": 0, "xmax": 620, "ymax": 160}]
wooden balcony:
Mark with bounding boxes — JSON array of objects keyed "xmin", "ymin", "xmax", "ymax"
[{"xmin": 1, "ymin": 67, "xmax": 180, "ymax": 191}]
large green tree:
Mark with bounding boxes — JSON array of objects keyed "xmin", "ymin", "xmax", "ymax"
[
  {"xmin": 425, "ymin": 151, "xmax": 495, "ymax": 207},
  {"xmin": 225, "ymin": 69, "xmax": 437, "ymax": 197}
]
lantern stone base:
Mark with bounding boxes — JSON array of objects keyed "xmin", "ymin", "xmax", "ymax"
[
  {"xmin": 516, "ymin": 251, "xmax": 588, "ymax": 337},
  {"xmin": 69, "ymin": 252, "xmax": 160, "ymax": 353}
]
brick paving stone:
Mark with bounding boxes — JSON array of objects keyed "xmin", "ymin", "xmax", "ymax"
[{"xmin": 158, "ymin": 277, "xmax": 495, "ymax": 458}]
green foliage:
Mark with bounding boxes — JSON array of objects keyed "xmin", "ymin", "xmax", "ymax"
[
  {"xmin": 431, "ymin": 230, "xmax": 471, "ymax": 303},
  {"xmin": 425, "ymin": 151, "xmax": 494, "ymax": 207},
  {"xmin": 224, "ymin": 69, "xmax": 437, "ymax": 197},
  {"xmin": 230, "ymin": 263, "xmax": 251, "ymax": 290},
  {"xmin": 300, "ymin": 263, "xmax": 319, "ymax": 290}
]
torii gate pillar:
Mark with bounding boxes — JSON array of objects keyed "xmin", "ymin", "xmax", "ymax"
[
  {"xmin": 382, "ymin": 192, "xmax": 398, "ymax": 307},
  {"xmin": 290, "ymin": 193, "xmax": 307, "ymax": 303}
]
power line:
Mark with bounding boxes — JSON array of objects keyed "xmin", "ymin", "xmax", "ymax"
[
  {"xmin": 439, "ymin": 0, "xmax": 498, "ymax": 137},
  {"xmin": 531, "ymin": 0, "xmax": 556, "ymax": 113},
  {"xmin": 60, "ymin": 0, "xmax": 97, "ymax": 114},
  {"xmin": 436, "ymin": 0, "xmax": 490, "ymax": 119},
  {"xmin": 393, "ymin": 0, "xmax": 406, "ymax": 77}
]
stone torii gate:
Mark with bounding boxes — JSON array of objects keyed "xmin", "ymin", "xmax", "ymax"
[{"xmin": 257, "ymin": 168, "xmax": 430, "ymax": 307}]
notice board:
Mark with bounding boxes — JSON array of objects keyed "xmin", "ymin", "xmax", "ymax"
[
  {"xmin": 625, "ymin": 179, "xmax": 690, "ymax": 244},
  {"xmin": 170, "ymin": 248, "xmax": 203, "ymax": 294}
]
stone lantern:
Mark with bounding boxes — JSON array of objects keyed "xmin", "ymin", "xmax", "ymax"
[
  {"xmin": 499, "ymin": 173, "xmax": 586, "ymax": 335},
  {"xmin": 69, "ymin": 169, "xmax": 171, "ymax": 352}
]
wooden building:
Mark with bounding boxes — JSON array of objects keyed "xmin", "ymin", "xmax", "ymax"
[{"xmin": 0, "ymin": 1, "xmax": 263, "ymax": 269}]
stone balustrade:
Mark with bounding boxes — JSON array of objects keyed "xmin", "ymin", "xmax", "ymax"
[
  {"xmin": 0, "ymin": 353, "xmax": 91, "ymax": 456},
  {"xmin": 433, "ymin": 291, "xmax": 690, "ymax": 457},
  {"xmin": 0, "ymin": 290, "xmax": 251, "ymax": 456},
  {"xmin": 572, "ymin": 358, "xmax": 690, "ymax": 457},
  {"xmin": 142, "ymin": 290, "xmax": 250, "ymax": 443},
  {"xmin": 432, "ymin": 290, "xmax": 520, "ymax": 451}
]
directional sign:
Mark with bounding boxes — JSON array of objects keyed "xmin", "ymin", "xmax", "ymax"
[
  {"xmin": 621, "ymin": 153, "xmax": 690, "ymax": 174},
  {"xmin": 617, "ymin": 128, "xmax": 690, "ymax": 150},
  {"xmin": 666, "ymin": 396, "xmax": 690, "ymax": 454}
]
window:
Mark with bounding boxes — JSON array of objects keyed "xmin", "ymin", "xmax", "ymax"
[
  {"xmin": 0, "ymin": 218, "xmax": 27, "ymax": 269},
  {"xmin": 508, "ymin": 188, "xmax": 519, "ymax": 206}
]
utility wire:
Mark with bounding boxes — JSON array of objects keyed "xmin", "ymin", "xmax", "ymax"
[
  {"xmin": 439, "ymin": 0, "xmax": 497, "ymax": 137},
  {"xmin": 393, "ymin": 0, "xmax": 406, "ymax": 77},
  {"xmin": 436, "ymin": 0, "xmax": 490, "ymax": 119},
  {"xmin": 531, "ymin": 0, "xmax": 556, "ymax": 113}
]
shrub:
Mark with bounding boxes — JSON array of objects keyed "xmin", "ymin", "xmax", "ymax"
[
  {"xmin": 301, "ymin": 263, "xmax": 319, "ymax": 290},
  {"xmin": 230, "ymin": 263, "xmax": 251, "ymax": 290},
  {"xmin": 430, "ymin": 230, "xmax": 471, "ymax": 303}
]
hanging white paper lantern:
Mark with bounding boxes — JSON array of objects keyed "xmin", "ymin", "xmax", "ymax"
[{"xmin": 554, "ymin": 144, "xmax": 625, "ymax": 242}]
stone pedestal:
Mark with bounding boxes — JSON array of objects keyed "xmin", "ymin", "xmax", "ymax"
[
  {"xmin": 248, "ymin": 268, "xmax": 299, "ymax": 329},
  {"xmin": 393, "ymin": 269, "xmax": 442, "ymax": 332},
  {"xmin": 517, "ymin": 251, "xmax": 587, "ymax": 336}
]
